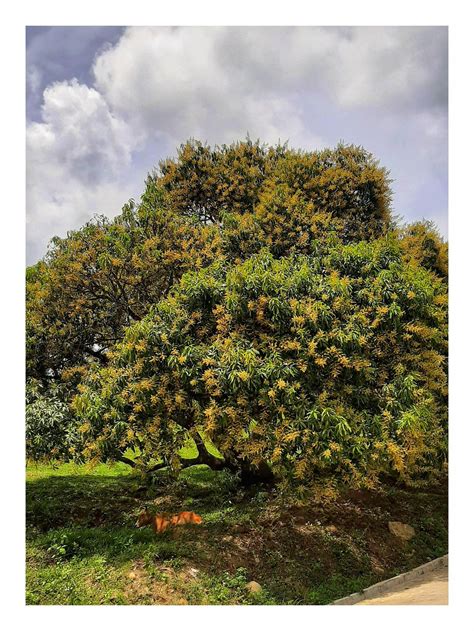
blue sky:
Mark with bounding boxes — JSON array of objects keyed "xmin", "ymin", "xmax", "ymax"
[{"xmin": 26, "ymin": 26, "xmax": 448, "ymax": 264}]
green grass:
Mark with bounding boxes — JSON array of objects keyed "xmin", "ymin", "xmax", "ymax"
[{"xmin": 26, "ymin": 462, "xmax": 448, "ymax": 605}]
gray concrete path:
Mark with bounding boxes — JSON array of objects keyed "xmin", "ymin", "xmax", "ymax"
[
  {"xmin": 332, "ymin": 555, "xmax": 448, "ymax": 606},
  {"xmin": 356, "ymin": 564, "xmax": 448, "ymax": 605}
]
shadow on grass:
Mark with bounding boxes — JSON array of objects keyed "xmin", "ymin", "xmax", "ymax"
[
  {"xmin": 27, "ymin": 512, "xmax": 379, "ymax": 605},
  {"xmin": 26, "ymin": 469, "xmax": 210, "ymax": 570},
  {"xmin": 26, "ymin": 470, "xmax": 374, "ymax": 603},
  {"xmin": 26, "ymin": 464, "xmax": 237, "ymax": 531},
  {"xmin": 26, "ymin": 474, "xmax": 141, "ymax": 531}
]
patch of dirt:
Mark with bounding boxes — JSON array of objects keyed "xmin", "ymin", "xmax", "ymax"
[{"xmin": 168, "ymin": 484, "xmax": 447, "ymax": 600}]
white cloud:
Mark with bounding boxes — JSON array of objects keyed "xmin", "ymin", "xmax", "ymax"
[
  {"xmin": 26, "ymin": 177, "xmax": 133, "ymax": 263},
  {"xmin": 26, "ymin": 80, "xmax": 140, "ymax": 261},
  {"xmin": 93, "ymin": 26, "xmax": 447, "ymax": 134},
  {"xmin": 29, "ymin": 80, "xmax": 138, "ymax": 183},
  {"xmin": 92, "ymin": 26, "xmax": 326, "ymax": 148},
  {"xmin": 322, "ymin": 27, "xmax": 447, "ymax": 110}
]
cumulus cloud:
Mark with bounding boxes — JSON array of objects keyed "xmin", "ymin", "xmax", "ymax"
[
  {"xmin": 26, "ymin": 26, "xmax": 448, "ymax": 263},
  {"xmin": 26, "ymin": 26, "xmax": 124, "ymax": 121},
  {"xmin": 26, "ymin": 80, "xmax": 140, "ymax": 261},
  {"xmin": 208, "ymin": 26, "xmax": 448, "ymax": 110},
  {"xmin": 29, "ymin": 80, "xmax": 137, "ymax": 182},
  {"xmin": 93, "ymin": 26, "xmax": 447, "ymax": 134},
  {"xmin": 92, "ymin": 26, "xmax": 325, "ymax": 148}
]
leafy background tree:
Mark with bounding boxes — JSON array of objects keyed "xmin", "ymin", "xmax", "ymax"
[
  {"xmin": 26, "ymin": 139, "xmax": 448, "ymax": 490},
  {"xmin": 26, "ymin": 181, "xmax": 221, "ymax": 382},
  {"xmin": 26, "ymin": 379, "xmax": 83, "ymax": 462},
  {"xmin": 398, "ymin": 220, "xmax": 448, "ymax": 279}
]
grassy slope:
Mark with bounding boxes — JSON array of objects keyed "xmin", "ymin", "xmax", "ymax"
[{"xmin": 26, "ymin": 462, "xmax": 448, "ymax": 605}]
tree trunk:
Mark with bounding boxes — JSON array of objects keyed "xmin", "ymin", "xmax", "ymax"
[{"xmin": 237, "ymin": 459, "xmax": 275, "ymax": 486}]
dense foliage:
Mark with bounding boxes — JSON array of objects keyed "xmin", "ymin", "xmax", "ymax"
[
  {"xmin": 26, "ymin": 139, "xmax": 447, "ymax": 489},
  {"xmin": 26, "ymin": 380, "xmax": 82, "ymax": 462},
  {"xmin": 73, "ymin": 236, "xmax": 447, "ymax": 489},
  {"xmin": 160, "ymin": 139, "xmax": 393, "ymax": 252},
  {"xmin": 399, "ymin": 220, "xmax": 448, "ymax": 279},
  {"xmin": 26, "ymin": 184, "xmax": 221, "ymax": 381}
]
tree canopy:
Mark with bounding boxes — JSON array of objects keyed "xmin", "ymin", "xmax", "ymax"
[
  {"xmin": 73, "ymin": 238, "xmax": 447, "ymax": 489},
  {"xmin": 26, "ymin": 139, "xmax": 447, "ymax": 489}
]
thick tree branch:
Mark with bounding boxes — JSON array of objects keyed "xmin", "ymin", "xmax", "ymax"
[
  {"xmin": 118, "ymin": 439, "xmax": 273, "ymax": 486},
  {"xmin": 143, "ymin": 438, "xmax": 226, "ymax": 475},
  {"xmin": 193, "ymin": 434, "xmax": 226, "ymax": 469},
  {"xmin": 116, "ymin": 454, "xmax": 137, "ymax": 468},
  {"xmin": 146, "ymin": 461, "xmax": 169, "ymax": 473}
]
